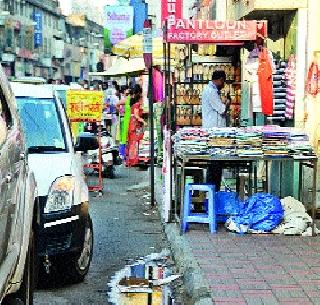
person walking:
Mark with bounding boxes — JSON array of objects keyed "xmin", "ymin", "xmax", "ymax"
[
  {"xmin": 202, "ymin": 70, "xmax": 230, "ymax": 190},
  {"xmin": 116, "ymin": 86, "xmax": 132, "ymax": 159},
  {"xmin": 125, "ymin": 87, "xmax": 147, "ymax": 167}
]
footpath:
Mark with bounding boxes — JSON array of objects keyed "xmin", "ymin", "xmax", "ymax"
[{"xmin": 155, "ymin": 169, "xmax": 320, "ymax": 305}]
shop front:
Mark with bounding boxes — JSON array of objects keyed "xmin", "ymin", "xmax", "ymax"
[{"xmin": 161, "ymin": 18, "xmax": 318, "ymax": 236}]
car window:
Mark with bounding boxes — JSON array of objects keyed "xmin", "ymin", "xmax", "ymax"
[{"xmin": 16, "ymin": 97, "xmax": 67, "ymax": 153}]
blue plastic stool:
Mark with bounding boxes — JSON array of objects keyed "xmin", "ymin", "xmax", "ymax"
[{"xmin": 181, "ymin": 184, "xmax": 216, "ymax": 234}]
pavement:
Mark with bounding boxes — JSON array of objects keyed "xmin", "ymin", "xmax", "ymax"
[{"xmin": 155, "ymin": 168, "xmax": 320, "ymax": 305}]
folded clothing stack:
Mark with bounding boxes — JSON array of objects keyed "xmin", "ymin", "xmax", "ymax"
[
  {"xmin": 207, "ymin": 128, "xmax": 237, "ymax": 156},
  {"xmin": 288, "ymin": 131, "xmax": 314, "ymax": 156},
  {"xmin": 172, "ymin": 127, "xmax": 315, "ymax": 158},
  {"xmin": 262, "ymin": 128, "xmax": 290, "ymax": 157},
  {"xmin": 236, "ymin": 130, "xmax": 263, "ymax": 157},
  {"xmin": 173, "ymin": 128, "xmax": 209, "ymax": 156}
]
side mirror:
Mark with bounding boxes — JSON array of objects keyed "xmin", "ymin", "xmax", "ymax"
[{"xmin": 75, "ymin": 132, "xmax": 99, "ymax": 152}]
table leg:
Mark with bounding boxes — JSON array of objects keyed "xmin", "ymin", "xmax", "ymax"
[
  {"xmin": 248, "ymin": 162, "xmax": 253, "ymax": 196},
  {"xmin": 298, "ymin": 162, "xmax": 303, "ymax": 203},
  {"xmin": 264, "ymin": 161, "xmax": 268, "ymax": 193},
  {"xmin": 312, "ymin": 160, "xmax": 317, "ymax": 236},
  {"xmin": 254, "ymin": 162, "xmax": 258, "ymax": 193}
]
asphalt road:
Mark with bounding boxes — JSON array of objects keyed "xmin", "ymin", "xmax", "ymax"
[{"xmin": 34, "ymin": 166, "xmax": 170, "ymax": 305}]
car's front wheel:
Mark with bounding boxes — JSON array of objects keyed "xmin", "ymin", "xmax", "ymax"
[{"xmin": 60, "ymin": 216, "xmax": 93, "ymax": 283}]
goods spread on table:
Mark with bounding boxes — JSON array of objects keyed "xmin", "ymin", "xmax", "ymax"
[{"xmin": 173, "ymin": 126, "xmax": 315, "ymax": 158}]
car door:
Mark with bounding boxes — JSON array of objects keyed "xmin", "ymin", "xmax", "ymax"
[{"xmin": 0, "ymin": 88, "xmax": 12, "ymax": 266}]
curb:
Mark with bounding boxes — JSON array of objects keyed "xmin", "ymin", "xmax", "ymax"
[{"xmin": 154, "ymin": 169, "xmax": 214, "ymax": 305}]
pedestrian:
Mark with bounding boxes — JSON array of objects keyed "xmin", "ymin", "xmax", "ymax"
[
  {"xmin": 202, "ymin": 70, "xmax": 230, "ymax": 191},
  {"xmin": 125, "ymin": 86, "xmax": 147, "ymax": 167},
  {"xmin": 116, "ymin": 86, "xmax": 131, "ymax": 159}
]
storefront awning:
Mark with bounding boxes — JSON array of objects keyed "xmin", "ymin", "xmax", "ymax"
[{"xmin": 88, "ymin": 57, "xmax": 147, "ymax": 76}]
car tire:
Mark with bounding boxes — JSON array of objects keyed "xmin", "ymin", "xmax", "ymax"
[
  {"xmin": 4, "ymin": 231, "xmax": 35, "ymax": 305},
  {"xmin": 60, "ymin": 216, "xmax": 93, "ymax": 283}
]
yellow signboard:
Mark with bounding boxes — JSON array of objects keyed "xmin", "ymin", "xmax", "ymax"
[{"xmin": 66, "ymin": 90, "xmax": 104, "ymax": 121}]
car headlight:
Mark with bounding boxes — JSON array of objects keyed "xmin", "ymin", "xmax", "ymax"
[{"xmin": 44, "ymin": 176, "xmax": 75, "ymax": 214}]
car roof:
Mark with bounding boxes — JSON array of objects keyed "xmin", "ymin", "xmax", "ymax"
[
  {"xmin": 11, "ymin": 76, "xmax": 47, "ymax": 84},
  {"xmin": 10, "ymin": 82, "xmax": 54, "ymax": 99}
]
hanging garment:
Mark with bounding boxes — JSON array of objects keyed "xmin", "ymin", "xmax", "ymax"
[
  {"xmin": 285, "ymin": 55, "xmax": 296, "ymax": 119},
  {"xmin": 306, "ymin": 61, "xmax": 319, "ymax": 97},
  {"xmin": 153, "ymin": 68, "xmax": 164, "ymax": 102},
  {"xmin": 257, "ymin": 48, "xmax": 274, "ymax": 115},
  {"xmin": 244, "ymin": 49, "xmax": 262, "ymax": 113}
]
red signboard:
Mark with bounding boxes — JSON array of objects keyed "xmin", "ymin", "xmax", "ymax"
[
  {"xmin": 161, "ymin": 0, "xmax": 183, "ymax": 26},
  {"xmin": 165, "ymin": 19, "xmax": 267, "ymax": 44}
]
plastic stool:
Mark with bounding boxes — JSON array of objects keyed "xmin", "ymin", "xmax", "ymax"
[{"xmin": 181, "ymin": 184, "xmax": 216, "ymax": 234}]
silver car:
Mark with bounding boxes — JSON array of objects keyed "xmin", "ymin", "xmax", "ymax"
[{"xmin": 0, "ymin": 67, "xmax": 37, "ymax": 304}]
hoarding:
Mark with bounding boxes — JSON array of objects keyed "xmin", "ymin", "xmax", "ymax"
[
  {"xmin": 103, "ymin": 5, "xmax": 134, "ymax": 50},
  {"xmin": 66, "ymin": 90, "xmax": 104, "ymax": 121},
  {"xmin": 33, "ymin": 11, "xmax": 43, "ymax": 47}
]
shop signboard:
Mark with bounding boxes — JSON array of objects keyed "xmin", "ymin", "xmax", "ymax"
[
  {"xmin": 103, "ymin": 5, "xmax": 134, "ymax": 50},
  {"xmin": 161, "ymin": 0, "xmax": 183, "ymax": 26},
  {"xmin": 66, "ymin": 90, "xmax": 104, "ymax": 121},
  {"xmin": 165, "ymin": 19, "xmax": 267, "ymax": 44},
  {"xmin": 33, "ymin": 11, "xmax": 43, "ymax": 47}
]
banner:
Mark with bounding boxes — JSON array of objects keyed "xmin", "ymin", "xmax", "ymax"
[
  {"xmin": 161, "ymin": 0, "xmax": 183, "ymax": 26},
  {"xmin": 103, "ymin": 5, "xmax": 134, "ymax": 50},
  {"xmin": 165, "ymin": 19, "xmax": 266, "ymax": 44},
  {"xmin": 33, "ymin": 11, "xmax": 43, "ymax": 47},
  {"xmin": 66, "ymin": 90, "xmax": 104, "ymax": 121}
]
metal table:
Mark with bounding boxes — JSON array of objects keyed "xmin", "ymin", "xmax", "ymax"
[{"xmin": 173, "ymin": 154, "xmax": 318, "ymax": 236}]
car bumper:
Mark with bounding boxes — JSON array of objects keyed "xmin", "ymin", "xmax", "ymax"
[{"xmin": 36, "ymin": 196, "xmax": 90, "ymax": 257}]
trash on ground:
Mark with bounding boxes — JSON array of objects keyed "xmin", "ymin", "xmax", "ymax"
[{"xmin": 108, "ymin": 250, "xmax": 182, "ymax": 305}]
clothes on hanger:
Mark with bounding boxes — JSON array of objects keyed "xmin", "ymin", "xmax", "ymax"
[
  {"xmin": 244, "ymin": 47, "xmax": 274, "ymax": 114},
  {"xmin": 153, "ymin": 68, "xmax": 164, "ymax": 102},
  {"xmin": 285, "ymin": 55, "xmax": 296, "ymax": 119},
  {"xmin": 257, "ymin": 48, "xmax": 274, "ymax": 116}
]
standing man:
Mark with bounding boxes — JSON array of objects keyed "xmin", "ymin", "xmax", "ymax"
[{"xmin": 202, "ymin": 70, "xmax": 230, "ymax": 190}]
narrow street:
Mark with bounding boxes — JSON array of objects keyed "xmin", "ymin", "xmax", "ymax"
[{"xmin": 34, "ymin": 167, "xmax": 178, "ymax": 305}]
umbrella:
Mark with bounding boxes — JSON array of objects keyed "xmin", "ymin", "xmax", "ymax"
[{"xmin": 112, "ymin": 33, "xmax": 164, "ymax": 59}]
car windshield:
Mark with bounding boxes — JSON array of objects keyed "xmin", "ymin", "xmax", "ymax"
[{"xmin": 16, "ymin": 97, "xmax": 66, "ymax": 153}]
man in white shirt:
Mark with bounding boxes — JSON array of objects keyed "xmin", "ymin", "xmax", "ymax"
[{"xmin": 202, "ymin": 71, "xmax": 230, "ymax": 190}]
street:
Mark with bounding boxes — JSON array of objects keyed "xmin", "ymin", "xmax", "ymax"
[{"xmin": 34, "ymin": 167, "xmax": 183, "ymax": 305}]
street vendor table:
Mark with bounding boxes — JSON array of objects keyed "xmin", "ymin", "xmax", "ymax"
[{"xmin": 174, "ymin": 154, "xmax": 318, "ymax": 236}]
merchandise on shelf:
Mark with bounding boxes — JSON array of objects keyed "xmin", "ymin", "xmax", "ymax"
[{"xmin": 173, "ymin": 127, "xmax": 315, "ymax": 158}]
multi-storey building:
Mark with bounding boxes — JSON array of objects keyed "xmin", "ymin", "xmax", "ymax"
[
  {"xmin": 0, "ymin": 0, "xmax": 64, "ymax": 78},
  {"xmin": 0, "ymin": 0, "xmax": 104, "ymax": 81}
]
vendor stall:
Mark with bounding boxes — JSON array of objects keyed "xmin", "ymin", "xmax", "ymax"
[{"xmin": 162, "ymin": 19, "xmax": 318, "ymax": 235}]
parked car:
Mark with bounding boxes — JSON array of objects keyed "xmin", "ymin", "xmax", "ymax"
[
  {"xmin": 10, "ymin": 82, "xmax": 94, "ymax": 284},
  {"xmin": 0, "ymin": 68, "xmax": 37, "ymax": 304}
]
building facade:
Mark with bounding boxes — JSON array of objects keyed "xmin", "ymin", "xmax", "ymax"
[{"xmin": 0, "ymin": 0, "xmax": 104, "ymax": 81}]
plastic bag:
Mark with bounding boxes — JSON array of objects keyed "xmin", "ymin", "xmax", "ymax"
[
  {"xmin": 216, "ymin": 191, "xmax": 242, "ymax": 216},
  {"xmin": 230, "ymin": 193, "xmax": 284, "ymax": 233}
]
